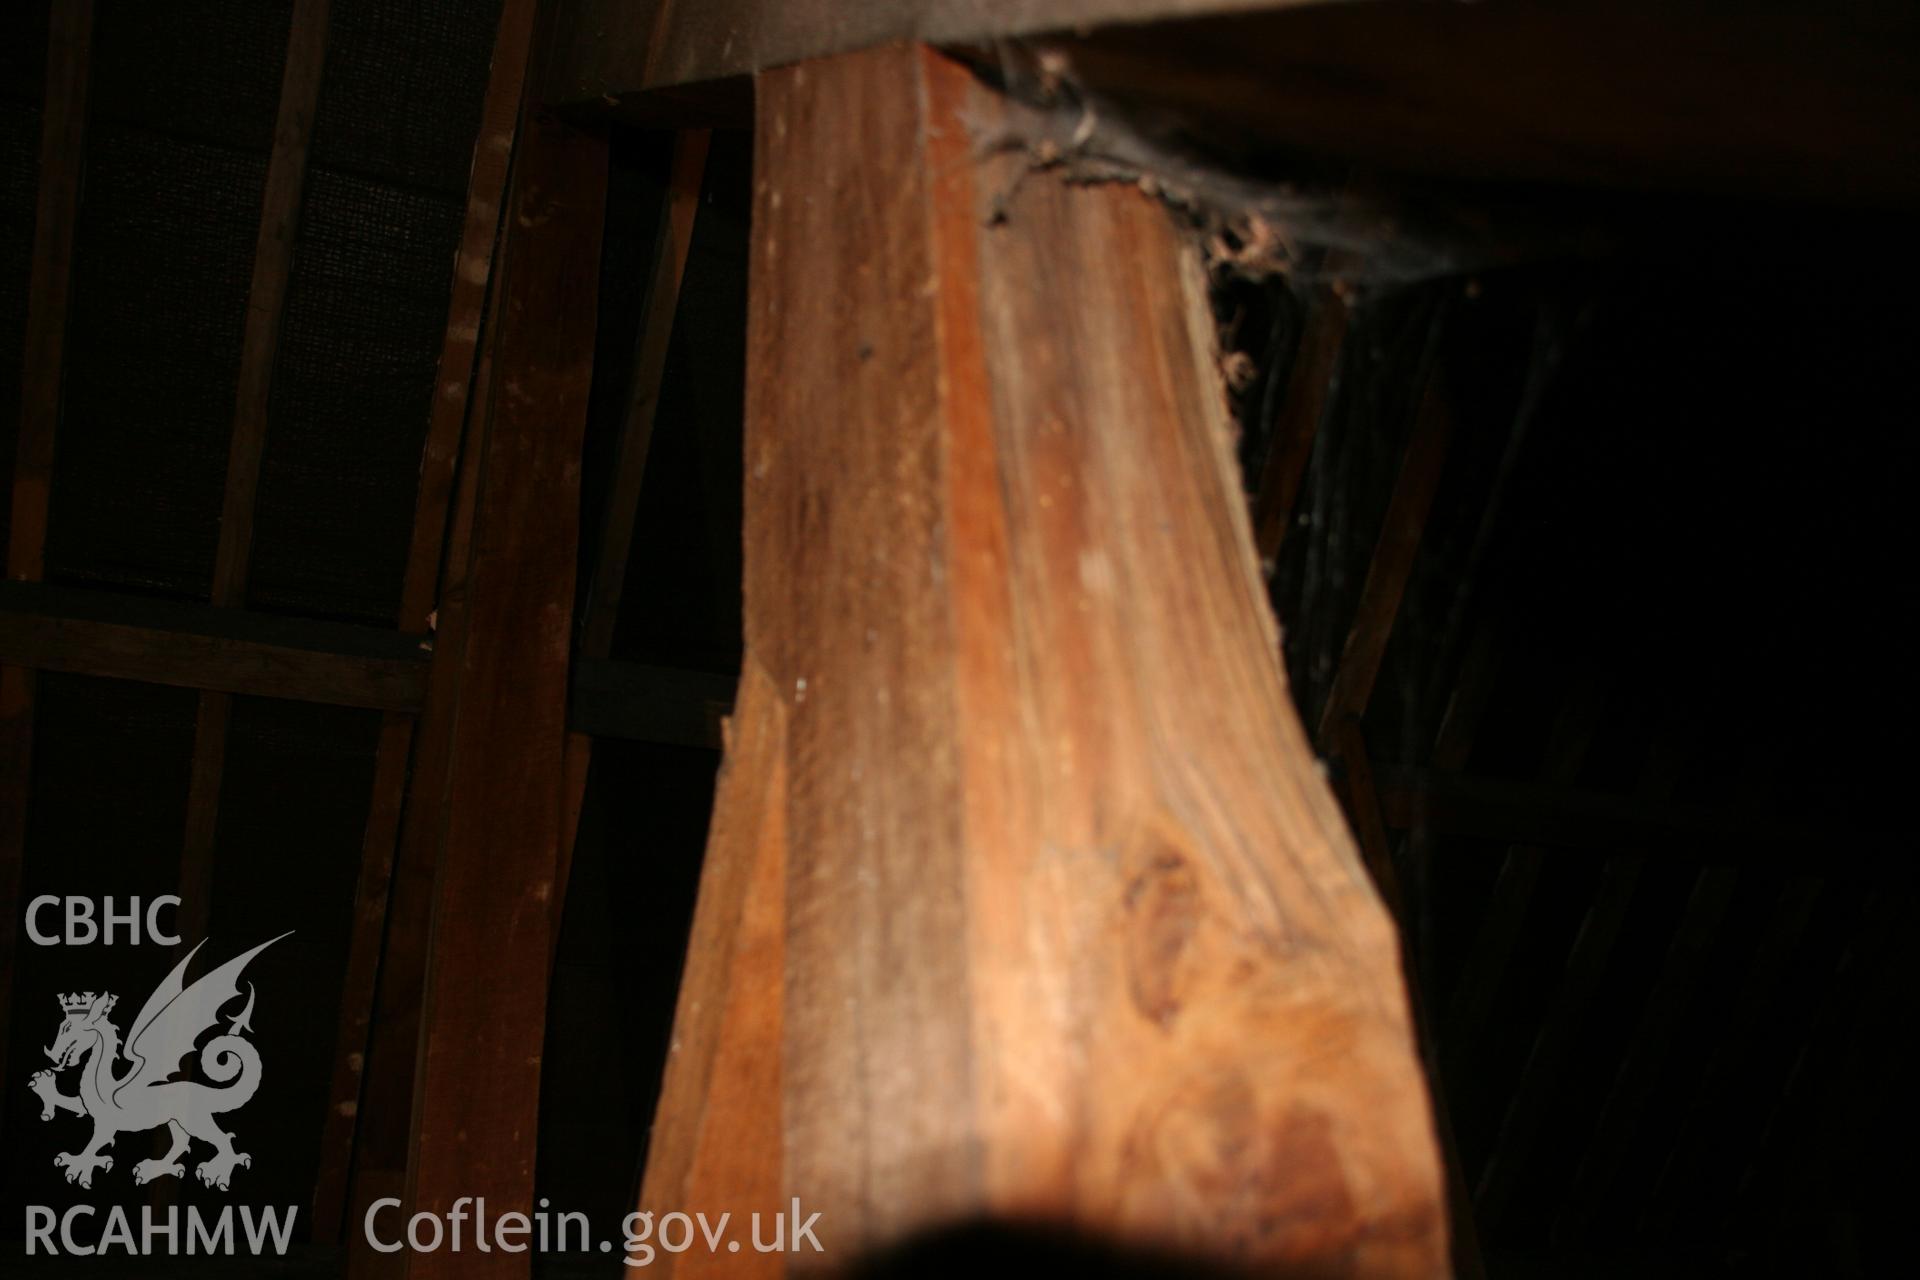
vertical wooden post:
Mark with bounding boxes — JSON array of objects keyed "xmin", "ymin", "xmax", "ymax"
[
  {"xmin": 394, "ymin": 100, "xmax": 607, "ymax": 1280},
  {"xmin": 646, "ymin": 43, "xmax": 1446, "ymax": 1276}
]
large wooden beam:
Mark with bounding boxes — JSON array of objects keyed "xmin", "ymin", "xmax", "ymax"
[
  {"xmin": 545, "ymin": 0, "xmax": 1295, "ymax": 111},
  {"xmin": 550, "ymin": 2, "xmax": 1920, "ymax": 203},
  {"xmin": 645, "ymin": 43, "xmax": 1445, "ymax": 1275},
  {"xmin": 395, "ymin": 101, "xmax": 607, "ymax": 1280}
]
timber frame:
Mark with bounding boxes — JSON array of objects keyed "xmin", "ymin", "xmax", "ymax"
[{"xmin": 5, "ymin": 1, "xmax": 1916, "ymax": 1278}]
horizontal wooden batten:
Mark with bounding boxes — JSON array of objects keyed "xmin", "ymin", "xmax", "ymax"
[
  {"xmin": 0, "ymin": 584, "xmax": 733, "ymax": 745},
  {"xmin": 568, "ymin": 657, "xmax": 732, "ymax": 750},
  {"xmin": 0, "ymin": 583, "xmax": 429, "ymax": 710}
]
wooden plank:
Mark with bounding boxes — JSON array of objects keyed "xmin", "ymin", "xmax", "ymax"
[
  {"xmin": 561, "ymin": 124, "xmax": 709, "ymax": 886},
  {"xmin": 323, "ymin": 0, "xmax": 544, "ymax": 1244},
  {"xmin": 704, "ymin": 43, "xmax": 1444, "ymax": 1271},
  {"xmin": 0, "ymin": 0, "xmax": 94, "ymax": 1126},
  {"xmin": 340, "ymin": 345, "xmax": 491, "ymax": 1269},
  {"xmin": 0, "ymin": 581, "xmax": 430, "ymax": 709},
  {"xmin": 396, "ymin": 0, "xmax": 542, "ymax": 633},
  {"xmin": 1313, "ymin": 368, "xmax": 1453, "ymax": 745},
  {"xmin": 1030, "ymin": 4, "xmax": 1920, "ymax": 203},
  {"xmin": 632, "ymin": 660, "xmax": 787, "ymax": 1278},
  {"xmin": 397, "ymin": 101, "xmax": 607, "ymax": 1280},
  {"xmin": 1249, "ymin": 286, "xmax": 1347, "ymax": 568},
  {"xmin": 580, "ymin": 128, "xmax": 709, "ymax": 659}
]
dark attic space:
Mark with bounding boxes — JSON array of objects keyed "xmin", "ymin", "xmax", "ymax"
[{"xmin": 1, "ymin": 3, "xmax": 1916, "ymax": 1280}]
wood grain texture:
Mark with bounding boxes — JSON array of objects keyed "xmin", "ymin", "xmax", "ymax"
[
  {"xmin": 397, "ymin": 0, "xmax": 542, "ymax": 633},
  {"xmin": 398, "ymin": 103, "xmax": 607, "ymax": 1280},
  {"xmin": 633, "ymin": 660, "xmax": 788, "ymax": 1278},
  {"xmin": 711, "ymin": 43, "xmax": 1446, "ymax": 1273}
]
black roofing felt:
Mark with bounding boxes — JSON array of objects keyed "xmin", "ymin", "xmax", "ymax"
[{"xmin": 2, "ymin": 0, "xmax": 503, "ymax": 1248}]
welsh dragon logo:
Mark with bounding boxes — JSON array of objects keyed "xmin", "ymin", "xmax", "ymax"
[{"xmin": 27, "ymin": 934, "xmax": 289, "ymax": 1191}]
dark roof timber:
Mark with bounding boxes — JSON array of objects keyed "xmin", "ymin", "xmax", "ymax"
[
  {"xmin": 544, "ymin": 0, "xmax": 1299, "ymax": 119},
  {"xmin": 548, "ymin": 0, "xmax": 1920, "ymax": 203}
]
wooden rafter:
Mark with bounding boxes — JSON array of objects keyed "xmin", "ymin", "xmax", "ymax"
[
  {"xmin": 174, "ymin": 0, "xmax": 331, "ymax": 949},
  {"xmin": 334, "ymin": 289, "xmax": 498, "ymax": 1259},
  {"xmin": 1249, "ymin": 283, "xmax": 1348, "ymax": 569},
  {"xmin": 398, "ymin": 98, "xmax": 607, "ymax": 1280},
  {"xmin": 320, "ymin": 0, "xmax": 543, "ymax": 1247},
  {"xmin": 561, "ymin": 125, "xmax": 711, "ymax": 887},
  {"xmin": 0, "ymin": 0, "xmax": 95, "ymax": 1137},
  {"xmin": 0, "ymin": 582, "xmax": 426, "ymax": 709},
  {"xmin": 1314, "ymin": 365, "xmax": 1455, "ymax": 747}
]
